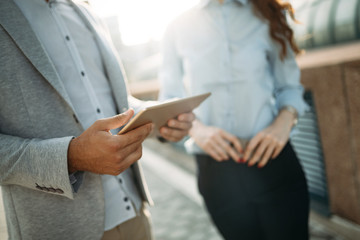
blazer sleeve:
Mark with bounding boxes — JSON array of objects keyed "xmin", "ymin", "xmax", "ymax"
[{"xmin": 0, "ymin": 134, "xmax": 76, "ymax": 200}]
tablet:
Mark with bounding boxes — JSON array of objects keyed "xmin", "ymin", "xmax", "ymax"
[{"xmin": 118, "ymin": 92, "xmax": 211, "ymax": 136}]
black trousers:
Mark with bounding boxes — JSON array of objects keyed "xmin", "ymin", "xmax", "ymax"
[{"xmin": 196, "ymin": 143, "xmax": 309, "ymax": 240}]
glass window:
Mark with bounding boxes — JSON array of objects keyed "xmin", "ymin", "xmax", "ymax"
[
  {"xmin": 292, "ymin": 6, "xmax": 314, "ymax": 49},
  {"xmin": 333, "ymin": 0, "xmax": 358, "ymax": 43},
  {"xmin": 312, "ymin": 0, "xmax": 335, "ymax": 47}
]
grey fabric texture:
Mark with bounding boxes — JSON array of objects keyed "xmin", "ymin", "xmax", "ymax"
[{"xmin": 0, "ymin": 0, "xmax": 152, "ymax": 239}]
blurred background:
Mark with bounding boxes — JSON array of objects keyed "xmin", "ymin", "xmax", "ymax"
[
  {"xmin": 1, "ymin": 0, "xmax": 360, "ymax": 239},
  {"xmin": 89, "ymin": 0, "xmax": 360, "ymax": 239}
]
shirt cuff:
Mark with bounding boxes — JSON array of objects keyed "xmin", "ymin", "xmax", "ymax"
[{"xmin": 69, "ymin": 171, "xmax": 84, "ymax": 193}]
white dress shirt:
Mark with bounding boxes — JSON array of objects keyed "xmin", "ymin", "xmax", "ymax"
[
  {"xmin": 14, "ymin": 0, "xmax": 142, "ymax": 231},
  {"xmin": 159, "ymin": 0, "xmax": 308, "ymax": 153}
]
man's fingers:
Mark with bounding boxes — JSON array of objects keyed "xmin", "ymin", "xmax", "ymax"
[
  {"xmin": 109, "ymin": 145, "xmax": 143, "ymax": 176},
  {"xmin": 117, "ymin": 123, "xmax": 153, "ymax": 148},
  {"xmin": 95, "ymin": 109, "xmax": 134, "ymax": 131}
]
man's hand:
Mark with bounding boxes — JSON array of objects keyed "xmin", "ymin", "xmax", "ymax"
[
  {"xmin": 159, "ymin": 112, "xmax": 196, "ymax": 142},
  {"xmin": 189, "ymin": 120, "xmax": 243, "ymax": 162},
  {"xmin": 243, "ymin": 109, "xmax": 295, "ymax": 168},
  {"xmin": 68, "ymin": 109, "xmax": 153, "ymax": 175}
]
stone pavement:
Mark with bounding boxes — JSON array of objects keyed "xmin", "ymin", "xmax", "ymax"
[{"xmin": 1, "ymin": 139, "xmax": 360, "ymax": 240}]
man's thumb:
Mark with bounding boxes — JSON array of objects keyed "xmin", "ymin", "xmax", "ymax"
[{"xmin": 96, "ymin": 108, "xmax": 134, "ymax": 131}]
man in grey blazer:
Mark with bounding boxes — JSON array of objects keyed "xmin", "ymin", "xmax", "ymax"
[{"xmin": 0, "ymin": 0, "xmax": 194, "ymax": 239}]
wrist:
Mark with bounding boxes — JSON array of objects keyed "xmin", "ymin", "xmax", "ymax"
[
  {"xmin": 67, "ymin": 138, "xmax": 79, "ymax": 173},
  {"xmin": 275, "ymin": 109, "xmax": 296, "ymax": 130},
  {"xmin": 279, "ymin": 105, "xmax": 298, "ymax": 128}
]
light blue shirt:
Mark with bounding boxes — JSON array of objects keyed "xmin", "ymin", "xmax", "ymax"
[
  {"xmin": 14, "ymin": 0, "xmax": 142, "ymax": 231},
  {"xmin": 159, "ymin": 0, "xmax": 308, "ymax": 153}
]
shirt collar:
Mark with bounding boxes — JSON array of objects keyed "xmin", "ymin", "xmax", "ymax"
[{"xmin": 198, "ymin": 0, "xmax": 249, "ymax": 8}]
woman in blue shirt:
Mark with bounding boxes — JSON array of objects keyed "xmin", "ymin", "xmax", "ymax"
[{"xmin": 159, "ymin": 0, "xmax": 309, "ymax": 239}]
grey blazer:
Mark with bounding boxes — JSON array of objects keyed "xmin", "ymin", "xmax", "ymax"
[{"xmin": 0, "ymin": 0, "xmax": 153, "ymax": 239}]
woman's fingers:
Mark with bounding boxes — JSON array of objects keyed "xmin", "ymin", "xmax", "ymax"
[
  {"xmin": 221, "ymin": 131, "xmax": 244, "ymax": 153},
  {"xmin": 246, "ymin": 137, "xmax": 272, "ymax": 167},
  {"xmin": 210, "ymin": 139, "xmax": 229, "ymax": 161},
  {"xmin": 243, "ymin": 132, "xmax": 263, "ymax": 161},
  {"xmin": 215, "ymin": 134, "xmax": 242, "ymax": 162},
  {"xmin": 271, "ymin": 140, "xmax": 285, "ymax": 159},
  {"xmin": 257, "ymin": 143, "xmax": 276, "ymax": 168}
]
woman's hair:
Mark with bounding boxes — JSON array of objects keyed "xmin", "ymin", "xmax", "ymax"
[{"xmin": 251, "ymin": 0, "xmax": 301, "ymax": 59}]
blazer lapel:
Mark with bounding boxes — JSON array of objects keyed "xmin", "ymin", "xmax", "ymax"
[{"xmin": 0, "ymin": 0, "xmax": 74, "ymax": 109}]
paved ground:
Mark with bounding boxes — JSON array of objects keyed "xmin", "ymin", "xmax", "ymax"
[
  {"xmin": 0, "ymin": 188, "xmax": 6, "ymax": 240},
  {"xmin": 1, "ymin": 139, "xmax": 360, "ymax": 240}
]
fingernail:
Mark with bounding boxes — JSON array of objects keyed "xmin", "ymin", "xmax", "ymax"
[{"xmin": 257, "ymin": 164, "xmax": 263, "ymax": 168}]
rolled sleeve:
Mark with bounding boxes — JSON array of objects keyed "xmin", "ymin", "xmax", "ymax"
[{"xmin": 269, "ymin": 42, "xmax": 309, "ymax": 117}]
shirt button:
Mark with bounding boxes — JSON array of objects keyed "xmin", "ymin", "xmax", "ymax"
[
  {"xmin": 124, "ymin": 197, "xmax": 128, "ymax": 202},
  {"xmin": 126, "ymin": 206, "xmax": 131, "ymax": 210},
  {"xmin": 73, "ymin": 114, "xmax": 79, "ymax": 123},
  {"xmin": 65, "ymin": 36, "xmax": 70, "ymax": 41},
  {"xmin": 118, "ymin": 178, "xmax": 122, "ymax": 184},
  {"xmin": 96, "ymin": 108, "xmax": 101, "ymax": 114},
  {"xmin": 81, "ymin": 71, "xmax": 85, "ymax": 76}
]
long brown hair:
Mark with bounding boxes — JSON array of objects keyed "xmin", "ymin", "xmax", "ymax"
[{"xmin": 251, "ymin": 0, "xmax": 301, "ymax": 60}]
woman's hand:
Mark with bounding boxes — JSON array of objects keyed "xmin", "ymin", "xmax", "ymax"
[
  {"xmin": 159, "ymin": 112, "xmax": 196, "ymax": 142},
  {"xmin": 190, "ymin": 120, "xmax": 244, "ymax": 162},
  {"xmin": 243, "ymin": 109, "xmax": 296, "ymax": 168}
]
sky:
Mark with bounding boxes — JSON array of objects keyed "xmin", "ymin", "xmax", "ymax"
[{"xmin": 89, "ymin": 0, "xmax": 200, "ymax": 46}]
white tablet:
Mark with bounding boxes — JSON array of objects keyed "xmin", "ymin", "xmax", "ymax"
[{"xmin": 118, "ymin": 92, "xmax": 211, "ymax": 136}]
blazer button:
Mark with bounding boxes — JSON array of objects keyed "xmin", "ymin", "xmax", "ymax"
[{"xmin": 55, "ymin": 188, "xmax": 64, "ymax": 194}]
